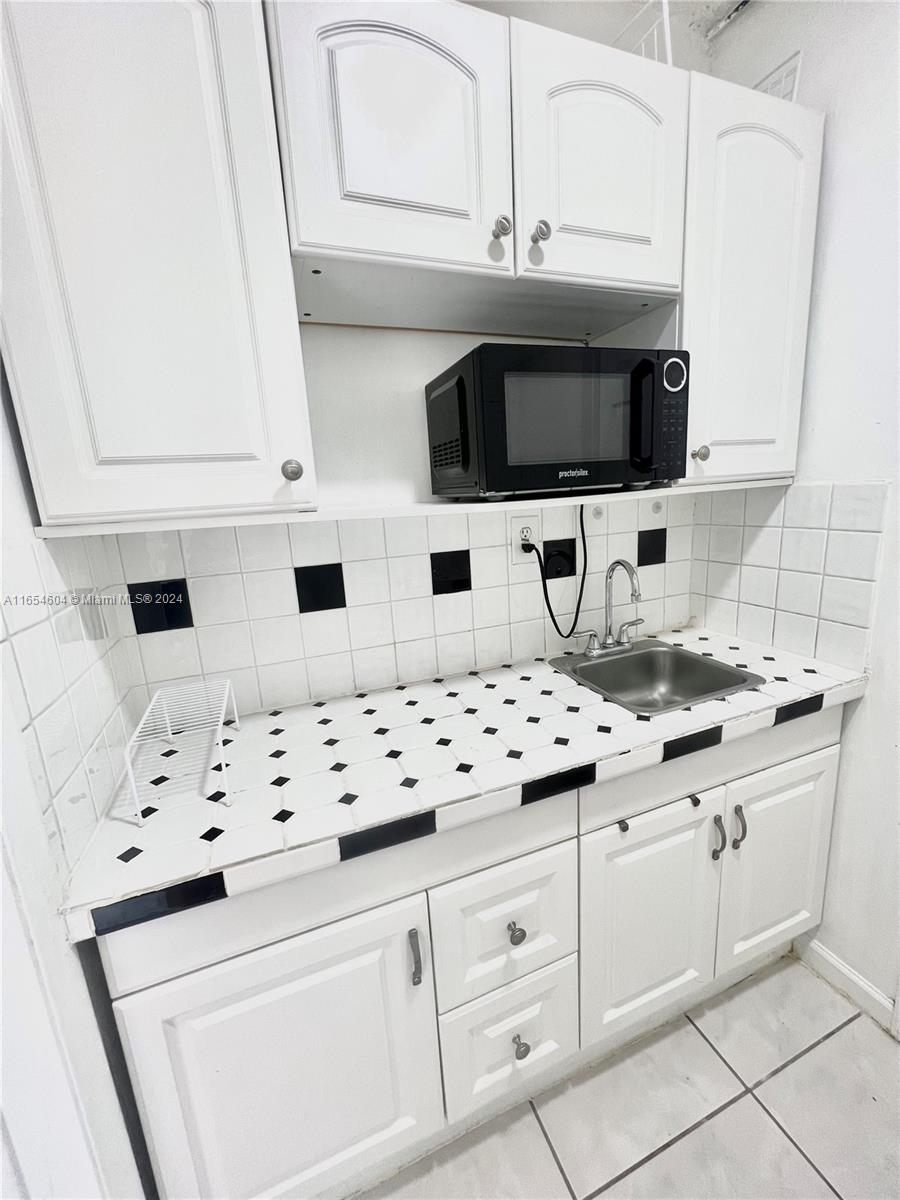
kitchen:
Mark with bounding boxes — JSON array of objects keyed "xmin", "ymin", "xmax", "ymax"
[{"xmin": 1, "ymin": 2, "xmax": 897, "ymax": 1198}]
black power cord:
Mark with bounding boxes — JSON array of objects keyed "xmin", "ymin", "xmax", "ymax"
[{"xmin": 521, "ymin": 503, "xmax": 589, "ymax": 641}]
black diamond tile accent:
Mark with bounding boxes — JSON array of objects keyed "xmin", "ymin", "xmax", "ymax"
[
  {"xmin": 269, "ymin": 749, "xmax": 287, "ymax": 759},
  {"xmin": 331, "ymin": 762, "xmax": 347, "ymax": 772},
  {"xmin": 273, "ymin": 809, "xmax": 293, "ymax": 823},
  {"xmin": 637, "ymin": 528, "xmax": 667, "ymax": 567},
  {"xmin": 485, "ymin": 683, "xmax": 497, "ymax": 690},
  {"xmin": 764, "ymin": 655, "xmax": 776, "ymax": 661},
  {"xmin": 527, "ymin": 716, "xmax": 540, "ymax": 724},
  {"xmin": 421, "ymin": 717, "xmax": 435, "ymax": 725},
  {"xmin": 338, "ymin": 793, "xmax": 358, "ymax": 805},
  {"xmin": 269, "ymin": 728, "xmax": 285, "ymax": 736},
  {"xmin": 447, "ymin": 691, "xmax": 459, "ymax": 698},
  {"xmin": 483, "ymin": 727, "xmax": 498, "ymax": 735},
  {"xmin": 637, "ymin": 714, "xmax": 652, "ymax": 722},
  {"xmin": 314, "ymin": 701, "xmax": 326, "ymax": 708},
  {"xmin": 803, "ymin": 668, "xmax": 818, "ymax": 674},
  {"xmin": 566, "ymin": 705, "xmax": 579, "ymax": 713},
  {"xmin": 222, "ymin": 738, "xmax": 232, "ymax": 747},
  {"xmin": 149, "ymin": 775, "xmax": 169, "ymax": 787},
  {"xmin": 736, "ymin": 663, "xmax": 748, "ymax": 669},
  {"xmin": 553, "ymin": 736, "xmax": 569, "ymax": 745},
  {"xmin": 295, "ymin": 563, "xmax": 345, "ymax": 612},
  {"xmin": 160, "ymin": 748, "xmax": 178, "ymax": 758},
  {"xmin": 200, "ymin": 827, "xmax": 224, "ymax": 842},
  {"xmin": 324, "ymin": 738, "xmax": 339, "ymax": 746},
  {"xmin": 437, "ymin": 737, "xmax": 452, "ymax": 746},
  {"xmin": 224, "ymin": 719, "xmax": 235, "ymax": 726},
  {"xmin": 128, "ymin": 579, "xmax": 194, "ymax": 635},
  {"xmin": 317, "ymin": 718, "xmax": 332, "ymax": 725},
  {"xmin": 405, "ymin": 699, "xmax": 418, "ymax": 707},
  {"xmin": 702, "ymin": 652, "xmax": 713, "ymax": 657},
  {"xmin": 468, "ymin": 671, "xmax": 478, "ymax": 677},
  {"xmin": 375, "ymin": 727, "xmax": 389, "ymax": 735},
  {"xmin": 207, "ymin": 790, "xmax": 226, "ymax": 802},
  {"xmin": 364, "ymin": 708, "xmax": 377, "ymax": 715},
  {"xmin": 118, "ymin": 846, "xmax": 143, "ymax": 863},
  {"xmin": 729, "ymin": 646, "xmax": 740, "ymax": 651},
  {"xmin": 140, "ymin": 806, "xmax": 157, "ymax": 819},
  {"xmin": 699, "ymin": 636, "xmax": 709, "ymax": 641},
  {"xmin": 507, "ymin": 750, "xmax": 523, "ymax": 759},
  {"xmin": 431, "ymin": 549, "xmax": 471, "ymax": 594},
  {"xmin": 541, "ymin": 689, "xmax": 552, "ymax": 696},
  {"xmin": 400, "ymin": 777, "xmax": 417, "ymax": 788},
  {"xmin": 211, "ymin": 763, "xmax": 227, "ymax": 773},
  {"xmin": 270, "ymin": 776, "xmax": 290, "ymax": 787},
  {"xmin": 456, "ymin": 763, "xmax": 473, "ymax": 773},
  {"xmin": 775, "ymin": 675, "xmax": 789, "ymax": 682},
  {"xmin": 396, "ymin": 685, "xmax": 407, "ymax": 691},
  {"xmin": 520, "ymin": 675, "xmax": 532, "ymax": 682},
  {"xmin": 269, "ymin": 709, "xmax": 282, "ymax": 716},
  {"xmin": 465, "ymin": 707, "xmax": 477, "ymax": 715},
  {"xmin": 503, "ymin": 698, "xmax": 516, "ymax": 706},
  {"xmin": 357, "ymin": 693, "xmax": 368, "ymax": 698},
  {"xmin": 597, "ymin": 725, "xmax": 612, "ymax": 734},
  {"xmin": 386, "ymin": 749, "xmax": 401, "ymax": 758}
]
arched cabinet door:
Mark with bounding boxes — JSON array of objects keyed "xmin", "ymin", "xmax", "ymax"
[
  {"xmin": 510, "ymin": 18, "xmax": 688, "ymax": 291},
  {"xmin": 682, "ymin": 74, "xmax": 824, "ymax": 481},
  {"xmin": 268, "ymin": 1, "xmax": 514, "ymax": 273}
]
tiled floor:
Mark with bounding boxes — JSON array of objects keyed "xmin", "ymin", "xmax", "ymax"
[{"xmin": 360, "ymin": 959, "xmax": 899, "ymax": 1200}]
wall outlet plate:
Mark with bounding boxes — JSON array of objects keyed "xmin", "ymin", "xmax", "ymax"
[{"xmin": 508, "ymin": 510, "xmax": 542, "ymax": 566}]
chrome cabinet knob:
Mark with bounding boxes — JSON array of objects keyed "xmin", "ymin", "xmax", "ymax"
[
  {"xmin": 530, "ymin": 219, "xmax": 552, "ymax": 244},
  {"xmin": 281, "ymin": 459, "xmax": 304, "ymax": 481},
  {"xmin": 492, "ymin": 214, "xmax": 513, "ymax": 239},
  {"xmin": 507, "ymin": 921, "xmax": 527, "ymax": 947},
  {"xmin": 512, "ymin": 1034, "xmax": 531, "ymax": 1061},
  {"xmin": 691, "ymin": 445, "xmax": 711, "ymax": 462}
]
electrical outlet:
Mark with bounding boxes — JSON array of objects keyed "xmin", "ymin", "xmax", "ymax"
[{"xmin": 508, "ymin": 510, "xmax": 542, "ymax": 566}]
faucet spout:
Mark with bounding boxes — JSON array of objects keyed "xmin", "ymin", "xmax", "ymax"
[{"xmin": 603, "ymin": 559, "xmax": 642, "ymax": 648}]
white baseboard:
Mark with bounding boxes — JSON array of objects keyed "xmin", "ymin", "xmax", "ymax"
[{"xmin": 795, "ymin": 935, "xmax": 895, "ymax": 1033}]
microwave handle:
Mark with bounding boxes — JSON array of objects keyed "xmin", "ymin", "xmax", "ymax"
[{"xmin": 629, "ymin": 359, "xmax": 656, "ymax": 473}]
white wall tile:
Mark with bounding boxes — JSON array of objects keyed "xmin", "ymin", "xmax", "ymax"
[
  {"xmin": 773, "ymin": 610, "xmax": 818, "ymax": 657},
  {"xmin": 542, "ymin": 505, "xmax": 576, "ymax": 539},
  {"xmin": 289, "ymin": 520, "xmax": 340, "ymax": 567},
  {"xmin": 737, "ymin": 602, "xmax": 775, "ymax": 644},
  {"xmin": 780, "ymin": 528, "xmax": 827, "ymax": 574},
  {"xmin": 829, "ymin": 483, "xmax": 887, "ymax": 531},
  {"xmin": 433, "ymin": 591, "xmax": 473, "ymax": 635},
  {"xmin": 2, "ymin": 641, "xmax": 30, "ymax": 731},
  {"xmin": 690, "ymin": 559, "xmax": 708, "ymax": 594},
  {"xmin": 35, "ymin": 694, "xmax": 81, "ymax": 792},
  {"xmin": 663, "ymin": 594, "xmax": 691, "ymax": 628},
  {"xmin": 391, "ymin": 597, "xmax": 435, "ymax": 643},
  {"xmin": 52, "ymin": 765, "xmax": 97, "ymax": 865},
  {"xmin": 427, "ymin": 513, "xmax": 468, "ymax": 552},
  {"xmin": 744, "ymin": 486, "xmax": 786, "ymax": 527},
  {"xmin": 467, "ymin": 511, "xmax": 507, "ymax": 548},
  {"xmin": 187, "ymin": 574, "xmax": 247, "ymax": 625},
  {"xmin": 585, "ymin": 534, "xmax": 607, "ymax": 575},
  {"xmin": 180, "ymin": 528, "xmax": 240, "ymax": 576},
  {"xmin": 395, "ymin": 637, "xmax": 438, "ymax": 682},
  {"xmin": 118, "ymin": 531, "xmax": 184, "ymax": 581},
  {"xmin": 251, "ymin": 616, "xmax": 304, "ymax": 666},
  {"xmin": 783, "ymin": 483, "xmax": 832, "ymax": 528},
  {"xmin": 705, "ymin": 597, "xmax": 738, "ymax": 636},
  {"xmin": 510, "ymin": 579, "xmax": 545, "ymax": 623},
  {"xmin": 819, "ymin": 577, "xmax": 875, "ymax": 627},
  {"xmin": 2, "ymin": 538, "xmax": 50, "ymax": 632},
  {"xmin": 693, "ymin": 493, "xmax": 712, "ymax": 523},
  {"xmin": 635, "ymin": 598, "xmax": 665, "ymax": 633},
  {"xmin": 337, "ymin": 519, "xmax": 386, "ymax": 562},
  {"xmin": 83, "ymin": 734, "xmax": 114, "ymax": 814},
  {"xmin": 306, "ymin": 652, "xmax": 354, "ymax": 698},
  {"xmin": 666, "ymin": 525, "xmax": 693, "ymax": 561},
  {"xmin": 436, "ymin": 631, "xmax": 476, "ymax": 674},
  {"xmin": 197, "ymin": 622, "xmax": 254, "ymax": 672},
  {"xmin": 739, "ymin": 565, "xmax": 777, "ymax": 608},
  {"xmin": 664, "ymin": 560, "xmax": 691, "ymax": 596},
  {"xmin": 776, "ymin": 570, "xmax": 822, "ymax": 617},
  {"xmin": 510, "ymin": 619, "xmax": 544, "ymax": 659},
  {"xmin": 236, "ymin": 524, "xmax": 291, "ymax": 572},
  {"xmin": 257, "ymin": 661, "xmax": 310, "ymax": 709},
  {"xmin": 711, "ymin": 490, "xmax": 746, "ymax": 525},
  {"xmin": 205, "ymin": 667, "xmax": 260, "ymax": 715},
  {"xmin": 638, "ymin": 497, "xmax": 667, "ymax": 530},
  {"xmin": 12, "ymin": 620, "xmax": 65, "ymax": 716},
  {"xmin": 472, "ymin": 585, "xmax": 509, "ymax": 629},
  {"xmin": 608, "ymin": 531, "xmax": 638, "ymax": 562},
  {"xmin": 52, "ymin": 606, "xmax": 89, "ymax": 691},
  {"xmin": 708, "ymin": 526, "xmax": 742, "ymax": 563},
  {"xmin": 707, "ymin": 561, "xmax": 740, "ymax": 601},
  {"xmin": 243, "ymin": 568, "xmax": 297, "ymax": 619},
  {"xmin": 741, "ymin": 525, "xmax": 782, "ymax": 569},
  {"xmin": 470, "ymin": 546, "xmax": 508, "ymax": 589},
  {"xmin": 388, "ymin": 554, "xmax": 432, "ymax": 601},
  {"xmin": 352, "ymin": 645, "xmax": 398, "ymax": 691},
  {"xmin": 301, "ymin": 610, "xmax": 350, "ymax": 657},
  {"xmin": 138, "ymin": 628, "xmax": 200, "ymax": 682},
  {"xmin": 474, "ymin": 625, "xmax": 511, "ymax": 669},
  {"xmin": 347, "ymin": 602, "xmax": 394, "ymax": 649},
  {"xmin": 384, "ymin": 517, "xmax": 428, "ymax": 557},
  {"xmin": 342, "ymin": 558, "xmax": 390, "ymax": 606},
  {"xmin": 815, "ymin": 620, "xmax": 869, "ymax": 670},
  {"xmin": 638, "ymin": 563, "xmax": 666, "ymax": 601},
  {"xmin": 825, "ymin": 531, "xmax": 880, "ymax": 580},
  {"xmin": 69, "ymin": 670, "xmax": 103, "ymax": 754},
  {"xmin": 667, "ymin": 494, "xmax": 695, "ymax": 526},
  {"xmin": 607, "ymin": 499, "xmax": 638, "ymax": 533},
  {"xmin": 21, "ymin": 726, "xmax": 51, "ymax": 810},
  {"xmin": 691, "ymin": 524, "xmax": 710, "ymax": 560}
]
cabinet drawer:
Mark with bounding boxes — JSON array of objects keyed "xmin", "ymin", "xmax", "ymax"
[
  {"xmin": 439, "ymin": 954, "xmax": 578, "ymax": 1124},
  {"xmin": 429, "ymin": 840, "xmax": 577, "ymax": 1012}
]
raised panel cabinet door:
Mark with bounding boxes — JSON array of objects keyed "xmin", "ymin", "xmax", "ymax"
[
  {"xmin": 580, "ymin": 790, "xmax": 724, "ymax": 1048},
  {"xmin": 682, "ymin": 73, "xmax": 824, "ymax": 480},
  {"xmin": 267, "ymin": 1, "xmax": 514, "ymax": 273},
  {"xmin": 511, "ymin": 18, "xmax": 688, "ymax": 290},
  {"xmin": 114, "ymin": 894, "xmax": 444, "ymax": 1200},
  {"xmin": 716, "ymin": 746, "xmax": 839, "ymax": 975},
  {"xmin": 2, "ymin": 1, "xmax": 316, "ymax": 524}
]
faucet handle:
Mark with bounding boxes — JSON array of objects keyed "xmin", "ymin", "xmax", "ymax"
[
  {"xmin": 615, "ymin": 618, "xmax": 644, "ymax": 647},
  {"xmin": 573, "ymin": 629, "xmax": 603, "ymax": 658}
]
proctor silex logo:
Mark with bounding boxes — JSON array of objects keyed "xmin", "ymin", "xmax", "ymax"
[{"xmin": 558, "ymin": 468, "xmax": 589, "ymax": 479}]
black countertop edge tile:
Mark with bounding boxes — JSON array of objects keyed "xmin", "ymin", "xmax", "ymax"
[
  {"xmin": 522, "ymin": 763, "xmax": 596, "ymax": 806},
  {"xmin": 91, "ymin": 873, "xmax": 227, "ymax": 936},
  {"xmin": 339, "ymin": 810, "xmax": 437, "ymax": 861},
  {"xmin": 773, "ymin": 693, "xmax": 825, "ymax": 725},
  {"xmin": 662, "ymin": 725, "xmax": 723, "ymax": 762}
]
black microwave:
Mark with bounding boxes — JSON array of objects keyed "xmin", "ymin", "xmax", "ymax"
[{"xmin": 425, "ymin": 344, "xmax": 689, "ymax": 498}]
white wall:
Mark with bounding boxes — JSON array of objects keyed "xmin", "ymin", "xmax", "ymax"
[{"xmin": 710, "ymin": 0, "xmax": 899, "ymax": 1009}]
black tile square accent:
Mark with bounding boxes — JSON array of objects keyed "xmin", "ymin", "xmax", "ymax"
[
  {"xmin": 324, "ymin": 738, "xmax": 339, "ymax": 747},
  {"xmin": 269, "ymin": 728, "xmax": 284, "ymax": 736},
  {"xmin": 269, "ymin": 709, "xmax": 282, "ymax": 716},
  {"xmin": 662, "ymin": 726, "xmax": 723, "ymax": 762},
  {"xmin": 483, "ymin": 727, "xmax": 498, "ymax": 736},
  {"xmin": 386, "ymin": 749, "xmax": 402, "ymax": 758},
  {"xmin": 526, "ymin": 716, "xmax": 540, "ymax": 724},
  {"xmin": 464, "ymin": 707, "xmax": 477, "ymax": 715},
  {"xmin": 637, "ymin": 528, "xmax": 667, "ymax": 567},
  {"xmin": 553, "ymin": 736, "xmax": 569, "ymax": 746},
  {"xmin": 339, "ymin": 810, "xmax": 437, "ymax": 861},
  {"xmin": 543, "ymin": 538, "xmax": 576, "ymax": 578},
  {"xmin": 597, "ymin": 724, "xmax": 612, "ymax": 734},
  {"xmin": 507, "ymin": 750, "xmax": 523, "ymax": 759},
  {"xmin": 774, "ymin": 694, "xmax": 824, "ymax": 725},
  {"xmin": 400, "ymin": 777, "xmax": 417, "ymax": 788},
  {"xmin": 207, "ymin": 790, "xmax": 226, "ymax": 802},
  {"xmin": 294, "ymin": 563, "xmax": 345, "ymax": 612},
  {"xmin": 636, "ymin": 714, "xmax": 652, "ymax": 722},
  {"xmin": 566, "ymin": 705, "xmax": 579, "ymax": 713},
  {"xmin": 200, "ymin": 827, "xmax": 224, "ymax": 842},
  {"xmin": 364, "ymin": 708, "xmax": 377, "ymax": 715},
  {"xmin": 269, "ymin": 749, "xmax": 287, "ymax": 759},
  {"xmin": 149, "ymin": 775, "xmax": 169, "ymax": 787},
  {"xmin": 522, "ymin": 763, "xmax": 596, "ymax": 805},
  {"xmin": 421, "ymin": 717, "xmax": 435, "ymax": 725},
  {"xmin": 456, "ymin": 763, "xmax": 473, "ymax": 773},
  {"xmin": 160, "ymin": 748, "xmax": 178, "ymax": 758},
  {"xmin": 405, "ymin": 700, "xmax": 418, "ymax": 707},
  {"xmin": 92, "ymin": 874, "xmax": 227, "ymax": 936},
  {"xmin": 430, "ymin": 549, "xmax": 471, "ymax": 595},
  {"xmin": 117, "ymin": 846, "xmax": 143, "ymax": 863},
  {"xmin": 140, "ymin": 806, "xmax": 157, "ymax": 819},
  {"xmin": 270, "ymin": 776, "xmax": 290, "ymax": 787},
  {"xmin": 331, "ymin": 762, "xmax": 347, "ymax": 772},
  {"xmin": 338, "ymin": 793, "xmax": 358, "ymax": 805},
  {"xmin": 503, "ymin": 698, "xmax": 516, "ymax": 706},
  {"xmin": 437, "ymin": 737, "xmax": 452, "ymax": 746},
  {"xmin": 128, "ymin": 579, "xmax": 194, "ymax": 635},
  {"xmin": 375, "ymin": 727, "xmax": 389, "ymax": 735},
  {"xmin": 273, "ymin": 809, "xmax": 294, "ymax": 823}
]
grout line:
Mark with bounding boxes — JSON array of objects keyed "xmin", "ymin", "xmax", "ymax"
[
  {"xmin": 749, "ymin": 1010, "xmax": 861, "ymax": 1088},
  {"xmin": 582, "ymin": 1089, "xmax": 749, "ymax": 1200},
  {"xmin": 684, "ymin": 1012, "xmax": 750, "ymax": 1089},
  {"xmin": 748, "ymin": 1091, "xmax": 844, "ymax": 1200},
  {"xmin": 529, "ymin": 1100, "xmax": 577, "ymax": 1200}
]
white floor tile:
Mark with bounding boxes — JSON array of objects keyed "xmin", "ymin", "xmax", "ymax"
[
  {"xmin": 605, "ymin": 1093, "xmax": 832, "ymax": 1199},
  {"xmin": 533, "ymin": 1019, "xmax": 742, "ymax": 1198},
  {"xmin": 688, "ymin": 958, "xmax": 857, "ymax": 1084},
  {"xmin": 756, "ymin": 1015, "xmax": 900, "ymax": 1200},
  {"xmin": 358, "ymin": 1104, "xmax": 569, "ymax": 1200}
]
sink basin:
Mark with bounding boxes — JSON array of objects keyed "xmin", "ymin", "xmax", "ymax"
[{"xmin": 550, "ymin": 640, "xmax": 766, "ymax": 716}]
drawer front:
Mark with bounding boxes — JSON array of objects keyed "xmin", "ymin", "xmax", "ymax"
[
  {"xmin": 439, "ymin": 954, "xmax": 579, "ymax": 1124},
  {"xmin": 429, "ymin": 840, "xmax": 577, "ymax": 1012}
]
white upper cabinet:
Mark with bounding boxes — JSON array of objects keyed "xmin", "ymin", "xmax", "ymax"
[
  {"xmin": 682, "ymin": 74, "xmax": 824, "ymax": 481},
  {"xmin": 268, "ymin": 1, "xmax": 515, "ymax": 273},
  {"xmin": 510, "ymin": 18, "xmax": 688, "ymax": 290},
  {"xmin": 2, "ymin": 0, "xmax": 316, "ymax": 525}
]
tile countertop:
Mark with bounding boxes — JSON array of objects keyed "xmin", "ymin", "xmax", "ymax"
[{"xmin": 62, "ymin": 630, "xmax": 867, "ymax": 940}]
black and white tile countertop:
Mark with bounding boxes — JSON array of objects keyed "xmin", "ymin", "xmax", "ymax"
[{"xmin": 62, "ymin": 629, "xmax": 866, "ymax": 941}]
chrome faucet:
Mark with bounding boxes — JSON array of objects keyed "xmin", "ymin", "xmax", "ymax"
[{"xmin": 602, "ymin": 559, "xmax": 643, "ymax": 649}]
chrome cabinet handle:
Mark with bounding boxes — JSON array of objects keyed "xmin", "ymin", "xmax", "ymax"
[
  {"xmin": 712, "ymin": 815, "xmax": 727, "ymax": 861},
  {"xmin": 507, "ymin": 921, "xmax": 527, "ymax": 946},
  {"xmin": 408, "ymin": 928, "xmax": 422, "ymax": 986},
  {"xmin": 512, "ymin": 1034, "xmax": 531, "ymax": 1061},
  {"xmin": 732, "ymin": 804, "xmax": 748, "ymax": 849},
  {"xmin": 492, "ymin": 214, "xmax": 512, "ymax": 239},
  {"xmin": 691, "ymin": 445, "xmax": 711, "ymax": 462},
  {"xmin": 531, "ymin": 219, "xmax": 552, "ymax": 244},
  {"xmin": 281, "ymin": 459, "xmax": 304, "ymax": 481}
]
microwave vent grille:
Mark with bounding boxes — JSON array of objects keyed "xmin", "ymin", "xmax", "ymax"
[{"xmin": 432, "ymin": 436, "xmax": 462, "ymax": 471}]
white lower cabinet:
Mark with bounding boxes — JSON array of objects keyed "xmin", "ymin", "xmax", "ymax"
[
  {"xmin": 580, "ymin": 790, "xmax": 724, "ymax": 1047},
  {"xmin": 715, "ymin": 746, "xmax": 840, "ymax": 973},
  {"xmin": 114, "ymin": 894, "xmax": 443, "ymax": 1200},
  {"xmin": 439, "ymin": 955, "xmax": 579, "ymax": 1124}
]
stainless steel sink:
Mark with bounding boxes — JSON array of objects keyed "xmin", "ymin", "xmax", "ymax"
[{"xmin": 550, "ymin": 640, "xmax": 766, "ymax": 716}]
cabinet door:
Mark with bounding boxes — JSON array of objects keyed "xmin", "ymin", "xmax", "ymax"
[
  {"xmin": 2, "ymin": 1, "xmax": 316, "ymax": 524},
  {"xmin": 268, "ymin": 1, "xmax": 514, "ymax": 273},
  {"xmin": 581, "ymin": 791, "xmax": 724, "ymax": 1048},
  {"xmin": 511, "ymin": 18, "xmax": 687, "ymax": 290},
  {"xmin": 716, "ymin": 746, "xmax": 839, "ymax": 975},
  {"xmin": 114, "ymin": 894, "xmax": 443, "ymax": 1199},
  {"xmin": 682, "ymin": 74, "xmax": 824, "ymax": 480}
]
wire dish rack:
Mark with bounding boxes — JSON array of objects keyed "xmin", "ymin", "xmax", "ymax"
[{"xmin": 122, "ymin": 680, "xmax": 240, "ymax": 825}]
